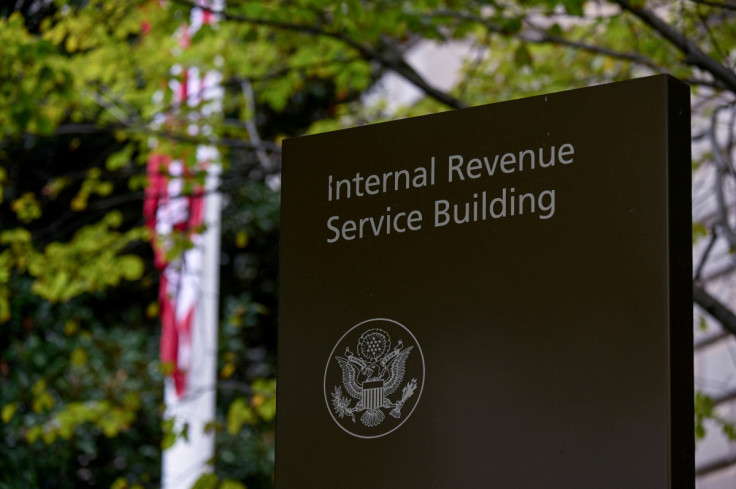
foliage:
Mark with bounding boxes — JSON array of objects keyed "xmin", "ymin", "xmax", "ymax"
[
  {"xmin": 695, "ymin": 392, "xmax": 736, "ymax": 442},
  {"xmin": 0, "ymin": 278, "xmax": 161, "ymax": 488},
  {"xmin": 2, "ymin": 0, "xmax": 736, "ymax": 487}
]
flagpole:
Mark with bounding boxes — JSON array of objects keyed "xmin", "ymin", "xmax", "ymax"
[
  {"xmin": 161, "ymin": 156, "xmax": 221, "ymax": 489},
  {"xmin": 158, "ymin": 1, "xmax": 223, "ymax": 487}
]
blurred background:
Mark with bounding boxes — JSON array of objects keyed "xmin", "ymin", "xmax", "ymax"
[{"xmin": 1, "ymin": 1, "xmax": 736, "ymax": 488}]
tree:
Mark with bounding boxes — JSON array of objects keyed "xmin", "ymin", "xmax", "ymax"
[{"xmin": 2, "ymin": 0, "xmax": 736, "ymax": 487}]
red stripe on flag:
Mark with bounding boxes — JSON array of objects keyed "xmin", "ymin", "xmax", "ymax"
[
  {"xmin": 145, "ymin": 0, "xmax": 220, "ymax": 400},
  {"xmin": 145, "ymin": 152, "xmax": 206, "ymax": 397}
]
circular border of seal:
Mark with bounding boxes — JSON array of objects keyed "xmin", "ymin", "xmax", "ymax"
[{"xmin": 323, "ymin": 317, "xmax": 425, "ymax": 439}]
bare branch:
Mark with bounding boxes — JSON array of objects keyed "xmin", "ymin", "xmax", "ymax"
[
  {"xmin": 218, "ymin": 380, "xmax": 254, "ymax": 394},
  {"xmin": 375, "ymin": 38, "xmax": 468, "ymax": 110},
  {"xmin": 241, "ymin": 80, "xmax": 275, "ymax": 168},
  {"xmin": 694, "ymin": 227, "xmax": 719, "ymax": 280},
  {"xmin": 695, "ymin": 2, "xmax": 735, "ymax": 71},
  {"xmin": 694, "ymin": 282, "xmax": 736, "ymax": 336},
  {"xmin": 709, "ymin": 105, "xmax": 736, "ymax": 248},
  {"xmin": 53, "ymin": 123, "xmax": 110, "ymax": 135},
  {"xmin": 86, "ymin": 89, "xmax": 141, "ymax": 125},
  {"xmin": 112, "ymin": 123, "xmax": 282, "ymax": 154}
]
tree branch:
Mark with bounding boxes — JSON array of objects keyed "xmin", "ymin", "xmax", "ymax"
[
  {"xmin": 694, "ymin": 227, "xmax": 718, "ymax": 280},
  {"xmin": 218, "ymin": 380, "xmax": 255, "ymax": 394},
  {"xmin": 694, "ymin": 282, "xmax": 736, "ymax": 336},
  {"xmin": 695, "ymin": 2, "xmax": 735, "ymax": 72},
  {"xmin": 431, "ymin": 9, "xmax": 666, "ymax": 71},
  {"xmin": 614, "ymin": 0, "xmax": 736, "ymax": 93},
  {"xmin": 241, "ymin": 79, "xmax": 276, "ymax": 168},
  {"xmin": 709, "ymin": 105, "xmax": 736, "ymax": 248},
  {"xmin": 689, "ymin": 0, "xmax": 736, "ymax": 12},
  {"xmin": 171, "ymin": 0, "xmax": 467, "ymax": 109},
  {"xmin": 523, "ymin": 21, "xmax": 666, "ymax": 71},
  {"xmin": 139, "ymin": 125, "xmax": 282, "ymax": 154}
]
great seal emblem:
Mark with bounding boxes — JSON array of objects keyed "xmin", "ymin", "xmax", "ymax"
[{"xmin": 323, "ymin": 318, "xmax": 424, "ymax": 438}]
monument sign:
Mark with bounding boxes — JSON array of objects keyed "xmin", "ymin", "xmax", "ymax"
[{"xmin": 277, "ymin": 75, "xmax": 693, "ymax": 488}]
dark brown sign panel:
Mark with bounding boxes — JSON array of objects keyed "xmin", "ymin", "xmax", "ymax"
[{"xmin": 277, "ymin": 75, "xmax": 692, "ymax": 488}]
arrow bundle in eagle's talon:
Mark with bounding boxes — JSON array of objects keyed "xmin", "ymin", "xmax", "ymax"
[{"xmin": 390, "ymin": 378, "xmax": 417, "ymax": 418}]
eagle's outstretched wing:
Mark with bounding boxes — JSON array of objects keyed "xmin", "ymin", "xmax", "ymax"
[
  {"xmin": 382, "ymin": 346, "xmax": 413, "ymax": 395},
  {"xmin": 335, "ymin": 356, "xmax": 362, "ymax": 399}
]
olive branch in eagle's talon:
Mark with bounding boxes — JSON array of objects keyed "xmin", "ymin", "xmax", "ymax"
[{"xmin": 332, "ymin": 386, "xmax": 356, "ymax": 422}]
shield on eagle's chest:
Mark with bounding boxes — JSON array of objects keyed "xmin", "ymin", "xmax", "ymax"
[{"xmin": 362, "ymin": 379, "xmax": 384, "ymax": 410}]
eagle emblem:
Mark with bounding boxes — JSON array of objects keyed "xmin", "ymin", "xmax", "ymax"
[{"xmin": 324, "ymin": 319, "xmax": 424, "ymax": 438}]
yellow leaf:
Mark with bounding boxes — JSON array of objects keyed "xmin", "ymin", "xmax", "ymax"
[
  {"xmin": 31, "ymin": 379, "xmax": 47, "ymax": 396},
  {"xmin": 71, "ymin": 346, "xmax": 88, "ymax": 368},
  {"xmin": 0, "ymin": 167, "xmax": 6, "ymax": 204},
  {"xmin": 66, "ymin": 36, "xmax": 78, "ymax": 52},
  {"xmin": 42, "ymin": 429, "xmax": 57, "ymax": 444},
  {"xmin": 146, "ymin": 301, "xmax": 159, "ymax": 319},
  {"xmin": 71, "ymin": 195, "xmax": 87, "ymax": 211},
  {"xmin": 220, "ymin": 362, "xmax": 235, "ymax": 379},
  {"xmin": 26, "ymin": 425, "xmax": 43, "ymax": 443},
  {"xmin": 96, "ymin": 181, "xmax": 114, "ymax": 196},
  {"xmin": 250, "ymin": 394, "xmax": 264, "ymax": 409},
  {"xmin": 64, "ymin": 319, "xmax": 79, "ymax": 336},
  {"xmin": 0, "ymin": 294, "xmax": 9, "ymax": 322},
  {"xmin": 235, "ymin": 231, "xmax": 248, "ymax": 248},
  {"xmin": 32, "ymin": 392, "xmax": 55, "ymax": 413},
  {"xmin": 220, "ymin": 480, "xmax": 247, "ymax": 489},
  {"xmin": 2, "ymin": 403, "xmax": 17, "ymax": 423},
  {"xmin": 104, "ymin": 210, "xmax": 123, "ymax": 228},
  {"xmin": 111, "ymin": 477, "xmax": 129, "ymax": 489}
]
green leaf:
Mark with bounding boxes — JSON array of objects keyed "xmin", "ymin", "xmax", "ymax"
[
  {"xmin": 106, "ymin": 145, "xmax": 135, "ymax": 171},
  {"xmin": 118, "ymin": 255, "xmax": 144, "ymax": 281},
  {"xmin": 162, "ymin": 418, "xmax": 177, "ymax": 450},
  {"xmin": 26, "ymin": 425, "xmax": 44, "ymax": 443},
  {"xmin": 70, "ymin": 346, "xmax": 88, "ymax": 368},
  {"xmin": 513, "ymin": 44, "xmax": 533, "ymax": 67},
  {"xmin": 693, "ymin": 221, "xmax": 707, "ymax": 242},
  {"xmin": 220, "ymin": 480, "xmax": 247, "ymax": 489},
  {"xmin": 562, "ymin": 0, "xmax": 585, "ymax": 16},
  {"xmin": 10, "ymin": 192, "xmax": 42, "ymax": 223},
  {"xmin": 192, "ymin": 473, "xmax": 218, "ymax": 489},
  {"xmin": 226, "ymin": 398, "xmax": 257, "ymax": 435}
]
